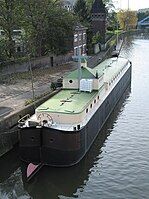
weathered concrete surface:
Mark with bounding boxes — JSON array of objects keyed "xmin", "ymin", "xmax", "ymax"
[
  {"xmin": 0, "ymin": 107, "xmax": 13, "ymax": 118},
  {"xmin": 0, "ymin": 53, "xmax": 73, "ymax": 76},
  {"xmin": 0, "ymin": 89, "xmax": 60, "ymax": 131},
  {"xmin": 0, "ymin": 61, "xmax": 78, "ymax": 158},
  {"xmin": 0, "ymin": 62, "xmax": 77, "ymax": 113},
  {"xmin": 0, "ymin": 89, "xmax": 60, "ymax": 157},
  {"xmin": 0, "ymin": 130, "xmax": 18, "ymax": 157}
]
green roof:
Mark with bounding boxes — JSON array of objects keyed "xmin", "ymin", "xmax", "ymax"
[
  {"xmin": 94, "ymin": 57, "xmax": 128, "ymax": 72},
  {"xmin": 66, "ymin": 66, "xmax": 103, "ymax": 79},
  {"xmin": 66, "ymin": 67, "xmax": 95, "ymax": 79},
  {"xmin": 65, "ymin": 58, "xmax": 121, "ymax": 80},
  {"xmin": 65, "ymin": 57, "xmax": 129, "ymax": 82},
  {"xmin": 36, "ymin": 89, "xmax": 97, "ymax": 114}
]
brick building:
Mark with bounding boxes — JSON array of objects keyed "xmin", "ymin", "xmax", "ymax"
[{"xmin": 73, "ymin": 24, "xmax": 88, "ymax": 57}]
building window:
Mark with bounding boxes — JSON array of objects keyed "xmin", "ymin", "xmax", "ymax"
[
  {"xmin": 77, "ymin": 47, "xmax": 81, "ymax": 56},
  {"xmin": 13, "ymin": 30, "xmax": 22, "ymax": 36},
  {"xmin": 83, "ymin": 33, "xmax": 86, "ymax": 40},
  {"xmin": 77, "ymin": 124, "xmax": 80, "ymax": 130},
  {"xmin": 0, "ymin": 30, "xmax": 5, "ymax": 36},
  {"xmin": 74, "ymin": 35, "xmax": 78, "ymax": 42},
  {"xmin": 79, "ymin": 34, "xmax": 82, "ymax": 41},
  {"xmin": 83, "ymin": 45, "xmax": 86, "ymax": 54},
  {"xmin": 74, "ymin": 48, "xmax": 77, "ymax": 56}
]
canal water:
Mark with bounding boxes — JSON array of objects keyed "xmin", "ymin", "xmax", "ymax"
[{"xmin": 0, "ymin": 33, "xmax": 149, "ymax": 199}]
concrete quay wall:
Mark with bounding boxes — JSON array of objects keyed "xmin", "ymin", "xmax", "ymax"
[{"xmin": 0, "ymin": 89, "xmax": 60, "ymax": 157}]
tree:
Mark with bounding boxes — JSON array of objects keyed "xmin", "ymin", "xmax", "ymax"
[
  {"xmin": 92, "ymin": 32, "xmax": 101, "ymax": 44},
  {"xmin": 0, "ymin": 0, "xmax": 18, "ymax": 59},
  {"xmin": 117, "ymin": 10, "xmax": 138, "ymax": 31},
  {"xmin": 45, "ymin": 7, "xmax": 76, "ymax": 55},
  {"xmin": 107, "ymin": 11, "xmax": 117, "ymax": 31},
  {"xmin": 74, "ymin": 0, "xmax": 90, "ymax": 23},
  {"xmin": 0, "ymin": 38, "xmax": 7, "ymax": 61},
  {"xmin": 17, "ymin": 0, "xmax": 53, "ymax": 56},
  {"xmin": 16, "ymin": 0, "xmax": 76, "ymax": 56}
]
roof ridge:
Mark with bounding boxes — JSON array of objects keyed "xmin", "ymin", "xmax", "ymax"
[{"xmin": 82, "ymin": 65, "xmax": 96, "ymax": 77}]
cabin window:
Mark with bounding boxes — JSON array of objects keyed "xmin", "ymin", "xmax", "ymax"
[
  {"xmin": 31, "ymin": 136, "xmax": 34, "ymax": 141},
  {"xmin": 69, "ymin": 80, "xmax": 73, "ymax": 83},
  {"xmin": 74, "ymin": 126, "xmax": 77, "ymax": 131},
  {"xmin": 90, "ymin": 104, "xmax": 92, "ymax": 108},
  {"xmin": 77, "ymin": 125, "xmax": 80, "ymax": 130},
  {"xmin": 94, "ymin": 99, "xmax": 96, "ymax": 104},
  {"xmin": 98, "ymin": 96, "xmax": 99, "ymax": 100},
  {"xmin": 86, "ymin": 108, "xmax": 88, "ymax": 113}
]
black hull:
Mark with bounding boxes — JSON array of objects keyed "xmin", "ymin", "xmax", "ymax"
[{"xmin": 19, "ymin": 66, "xmax": 131, "ymax": 167}]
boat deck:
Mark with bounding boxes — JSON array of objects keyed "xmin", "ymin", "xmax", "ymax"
[
  {"xmin": 36, "ymin": 57, "xmax": 129, "ymax": 115},
  {"xmin": 36, "ymin": 90, "xmax": 98, "ymax": 114}
]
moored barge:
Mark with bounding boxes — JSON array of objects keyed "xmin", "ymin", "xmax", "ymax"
[{"xmin": 18, "ymin": 57, "xmax": 132, "ymax": 167}]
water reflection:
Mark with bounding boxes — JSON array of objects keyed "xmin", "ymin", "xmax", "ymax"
[
  {"xmin": 0, "ymin": 83, "xmax": 131, "ymax": 199},
  {"xmin": 0, "ymin": 147, "xmax": 31, "ymax": 199},
  {"xmin": 0, "ymin": 85, "xmax": 131, "ymax": 199},
  {"xmin": 20, "ymin": 85, "xmax": 131, "ymax": 199},
  {"xmin": 120, "ymin": 32, "xmax": 149, "ymax": 58},
  {"xmin": 0, "ymin": 147, "xmax": 20, "ymax": 183}
]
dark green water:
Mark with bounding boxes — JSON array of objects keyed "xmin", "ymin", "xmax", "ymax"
[{"xmin": 0, "ymin": 33, "xmax": 149, "ymax": 199}]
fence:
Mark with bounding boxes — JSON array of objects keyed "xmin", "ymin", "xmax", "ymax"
[{"xmin": 0, "ymin": 53, "xmax": 73, "ymax": 75}]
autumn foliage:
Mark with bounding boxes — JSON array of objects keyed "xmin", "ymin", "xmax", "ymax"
[{"xmin": 117, "ymin": 10, "xmax": 138, "ymax": 30}]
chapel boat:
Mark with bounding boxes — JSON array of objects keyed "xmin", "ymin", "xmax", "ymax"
[{"xmin": 18, "ymin": 57, "xmax": 132, "ymax": 167}]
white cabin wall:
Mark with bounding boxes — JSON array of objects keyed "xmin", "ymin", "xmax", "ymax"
[
  {"xmin": 92, "ymin": 76, "xmax": 104, "ymax": 90},
  {"xmin": 63, "ymin": 79, "xmax": 78, "ymax": 89},
  {"xmin": 36, "ymin": 111, "xmax": 85, "ymax": 125}
]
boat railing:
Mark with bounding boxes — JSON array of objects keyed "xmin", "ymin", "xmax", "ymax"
[{"xmin": 18, "ymin": 114, "xmax": 30, "ymax": 127}]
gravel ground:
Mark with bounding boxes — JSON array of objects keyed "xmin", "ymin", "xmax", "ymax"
[{"xmin": 0, "ymin": 62, "xmax": 77, "ymax": 117}]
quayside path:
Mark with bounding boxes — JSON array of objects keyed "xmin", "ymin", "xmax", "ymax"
[{"xmin": 0, "ymin": 51, "xmax": 106, "ymax": 119}]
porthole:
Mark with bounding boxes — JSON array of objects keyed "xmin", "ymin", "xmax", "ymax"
[
  {"xmin": 50, "ymin": 138, "xmax": 54, "ymax": 142},
  {"xmin": 69, "ymin": 80, "xmax": 73, "ymax": 83}
]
